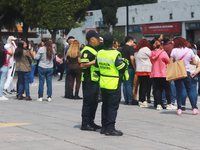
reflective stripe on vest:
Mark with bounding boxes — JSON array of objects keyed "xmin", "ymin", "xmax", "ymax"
[{"xmin": 81, "ymin": 46, "xmax": 99, "ymax": 82}]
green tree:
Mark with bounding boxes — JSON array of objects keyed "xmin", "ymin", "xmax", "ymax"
[
  {"xmin": 101, "ymin": 0, "xmax": 118, "ymax": 28},
  {"xmin": 21, "ymin": 0, "xmax": 91, "ymax": 42},
  {"xmin": 100, "ymin": 30, "xmax": 125, "ymax": 44},
  {"xmin": 0, "ymin": 0, "xmax": 20, "ymax": 40}
]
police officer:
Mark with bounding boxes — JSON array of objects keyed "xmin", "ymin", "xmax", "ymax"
[
  {"xmin": 95, "ymin": 34, "xmax": 129, "ymax": 136},
  {"xmin": 80, "ymin": 30, "xmax": 101, "ymax": 131}
]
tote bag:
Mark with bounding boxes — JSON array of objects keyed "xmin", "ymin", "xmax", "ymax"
[{"xmin": 166, "ymin": 49, "xmax": 189, "ymax": 82}]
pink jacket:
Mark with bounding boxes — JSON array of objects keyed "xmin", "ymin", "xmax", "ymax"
[{"xmin": 150, "ymin": 50, "xmax": 169, "ymax": 78}]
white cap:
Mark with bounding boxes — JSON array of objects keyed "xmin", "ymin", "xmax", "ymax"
[
  {"xmin": 99, "ymin": 37, "xmax": 103, "ymax": 41},
  {"xmin": 7, "ymin": 36, "xmax": 17, "ymax": 44}
]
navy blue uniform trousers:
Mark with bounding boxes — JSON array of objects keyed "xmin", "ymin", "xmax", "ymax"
[
  {"xmin": 81, "ymin": 80, "xmax": 99, "ymax": 126},
  {"xmin": 101, "ymin": 85, "xmax": 121, "ymax": 130}
]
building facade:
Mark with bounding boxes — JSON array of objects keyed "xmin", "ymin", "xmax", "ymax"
[{"xmin": 68, "ymin": 0, "xmax": 200, "ymax": 44}]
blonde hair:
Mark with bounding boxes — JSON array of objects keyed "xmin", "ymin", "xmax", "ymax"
[
  {"xmin": 66, "ymin": 40, "xmax": 80, "ymax": 58},
  {"xmin": 153, "ymin": 40, "xmax": 162, "ymax": 49}
]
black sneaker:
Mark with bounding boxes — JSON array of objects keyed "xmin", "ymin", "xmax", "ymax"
[
  {"xmin": 147, "ymin": 99, "xmax": 151, "ymax": 103},
  {"xmin": 11, "ymin": 89, "xmax": 17, "ymax": 93},
  {"xmin": 100, "ymin": 128, "xmax": 106, "ymax": 134},
  {"xmin": 74, "ymin": 96, "xmax": 82, "ymax": 100},
  {"xmin": 81, "ymin": 125, "xmax": 96, "ymax": 131},
  {"xmin": 64, "ymin": 95, "xmax": 69, "ymax": 98},
  {"xmin": 105, "ymin": 129, "xmax": 123, "ymax": 136},
  {"xmin": 90, "ymin": 123, "xmax": 102, "ymax": 129},
  {"xmin": 124, "ymin": 101, "xmax": 129, "ymax": 105},
  {"xmin": 182, "ymin": 107, "xmax": 186, "ymax": 111},
  {"xmin": 162, "ymin": 103, "xmax": 167, "ymax": 109}
]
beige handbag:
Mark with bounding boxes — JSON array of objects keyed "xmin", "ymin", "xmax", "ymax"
[{"xmin": 166, "ymin": 49, "xmax": 189, "ymax": 82}]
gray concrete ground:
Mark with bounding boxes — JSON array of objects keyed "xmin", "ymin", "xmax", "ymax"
[{"xmin": 0, "ymin": 76, "xmax": 200, "ymax": 150}]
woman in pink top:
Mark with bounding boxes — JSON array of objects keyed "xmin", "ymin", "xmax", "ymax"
[
  {"xmin": 170, "ymin": 37, "xmax": 198, "ymax": 115},
  {"xmin": 0, "ymin": 41, "xmax": 13, "ymax": 100},
  {"xmin": 150, "ymin": 41, "xmax": 177, "ymax": 110}
]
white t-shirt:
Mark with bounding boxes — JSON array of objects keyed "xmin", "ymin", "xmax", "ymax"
[{"xmin": 190, "ymin": 54, "xmax": 200, "ymax": 74}]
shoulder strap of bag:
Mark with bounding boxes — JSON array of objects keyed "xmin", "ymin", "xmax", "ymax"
[{"xmin": 179, "ymin": 49, "xmax": 190, "ymax": 60}]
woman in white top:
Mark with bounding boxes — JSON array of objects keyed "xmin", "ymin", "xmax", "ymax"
[{"xmin": 134, "ymin": 39, "xmax": 152, "ymax": 107}]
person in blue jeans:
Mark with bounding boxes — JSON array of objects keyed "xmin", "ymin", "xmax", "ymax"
[
  {"xmin": 123, "ymin": 69, "xmax": 135, "ymax": 104},
  {"xmin": 161, "ymin": 81, "xmax": 176, "ymax": 106},
  {"xmin": 29, "ymin": 49, "xmax": 37, "ymax": 85},
  {"xmin": 182, "ymin": 50, "xmax": 200, "ymax": 111},
  {"xmin": 181, "ymin": 75, "xmax": 198, "ymax": 109},
  {"xmin": 38, "ymin": 67, "xmax": 53, "ymax": 99},
  {"xmin": 170, "ymin": 37, "xmax": 198, "ymax": 115},
  {"xmin": 120, "ymin": 36, "xmax": 138, "ymax": 105},
  {"xmin": 35, "ymin": 38, "xmax": 55, "ymax": 102},
  {"xmin": 15, "ymin": 41, "xmax": 32, "ymax": 100},
  {"xmin": 0, "ymin": 41, "xmax": 13, "ymax": 100}
]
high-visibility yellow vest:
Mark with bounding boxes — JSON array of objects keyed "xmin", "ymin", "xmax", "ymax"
[
  {"xmin": 81, "ymin": 46, "xmax": 99, "ymax": 82},
  {"xmin": 96, "ymin": 49, "xmax": 125, "ymax": 90}
]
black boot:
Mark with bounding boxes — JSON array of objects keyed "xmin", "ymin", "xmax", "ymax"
[
  {"xmin": 74, "ymin": 92, "xmax": 82, "ymax": 100},
  {"xmin": 69, "ymin": 92, "xmax": 73, "ymax": 99}
]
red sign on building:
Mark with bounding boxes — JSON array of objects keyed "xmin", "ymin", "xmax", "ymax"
[{"xmin": 143, "ymin": 22, "xmax": 181, "ymax": 36}]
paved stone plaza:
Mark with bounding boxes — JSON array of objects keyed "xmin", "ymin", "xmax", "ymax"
[{"xmin": 0, "ymin": 76, "xmax": 200, "ymax": 150}]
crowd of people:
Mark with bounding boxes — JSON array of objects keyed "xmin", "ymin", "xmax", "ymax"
[
  {"xmin": 1, "ymin": 31, "xmax": 200, "ymax": 136},
  {"xmin": 0, "ymin": 37, "xmax": 55, "ymax": 101}
]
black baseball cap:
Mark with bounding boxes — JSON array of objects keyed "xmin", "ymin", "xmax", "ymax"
[
  {"xmin": 86, "ymin": 30, "xmax": 101, "ymax": 41},
  {"xmin": 103, "ymin": 34, "xmax": 114, "ymax": 46}
]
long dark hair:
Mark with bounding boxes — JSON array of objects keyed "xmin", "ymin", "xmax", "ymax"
[
  {"xmin": 45, "ymin": 41, "xmax": 53, "ymax": 60},
  {"xmin": 188, "ymin": 39, "xmax": 196, "ymax": 49},
  {"xmin": 0, "ymin": 41, "xmax": 6, "ymax": 68},
  {"xmin": 14, "ymin": 41, "xmax": 24, "ymax": 59}
]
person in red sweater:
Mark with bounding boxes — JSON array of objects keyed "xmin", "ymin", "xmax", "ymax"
[{"xmin": 150, "ymin": 41, "xmax": 177, "ymax": 110}]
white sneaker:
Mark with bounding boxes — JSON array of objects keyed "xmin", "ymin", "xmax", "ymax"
[
  {"xmin": 47, "ymin": 97, "xmax": 52, "ymax": 102},
  {"xmin": 156, "ymin": 105, "xmax": 163, "ymax": 110},
  {"xmin": 166, "ymin": 104, "xmax": 177, "ymax": 110},
  {"xmin": 0, "ymin": 96, "xmax": 9, "ymax": 100},
  {"xmin": 30, "ymin": 83, "xmax": 37, "ymax": 86},
  {"xmin": 37, "ymin": 98, "xmax": 43, "ymax": 102},
  {"xmin": 139, "ymin": 101, "xmax": 148, "ymax": 107}
]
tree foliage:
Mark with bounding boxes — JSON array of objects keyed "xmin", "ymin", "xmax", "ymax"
[
  {"xmin": 100, "ymin": 30, "xmax": 125, "ymax": 44},
  {"xmin": 0, "ymin": 0, "xmax": 22, "ymax": 40},
  {"xmin": 0, "ymin": 0, "xmax": 18, "ymax": 22},
  {"xmin": 96, "ymin": 0, "xmax": 157, "ymax": 28},
  {"xmin": 21, "ymin": 0, "xmax": 91, "ymax": 42},
  {"xmin": 101, "ymin": 0, "xmax": 118, "ymax": 27}
]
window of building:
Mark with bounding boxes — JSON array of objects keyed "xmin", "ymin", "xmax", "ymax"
[
  {"xmin": 150, "ymin": 15, "xmax": 153, "ymax": 21},
  {"xmin": 170, "ymin": 13, "xmax": 173, "ymax": 19},
  {"xmin": 132, "ymin": 17, "xmax": 135, "ymax": 23},
  {"xmin": 38, "ymin": 28, "xmax": 47, "ymax": 34},
  {"xmin": 60, "ymin": 30, "xmax": 65, "ymax": 37},
  {"xmin": 191, "ymin": 12, "xmax": 194, "ymax": 18}
]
